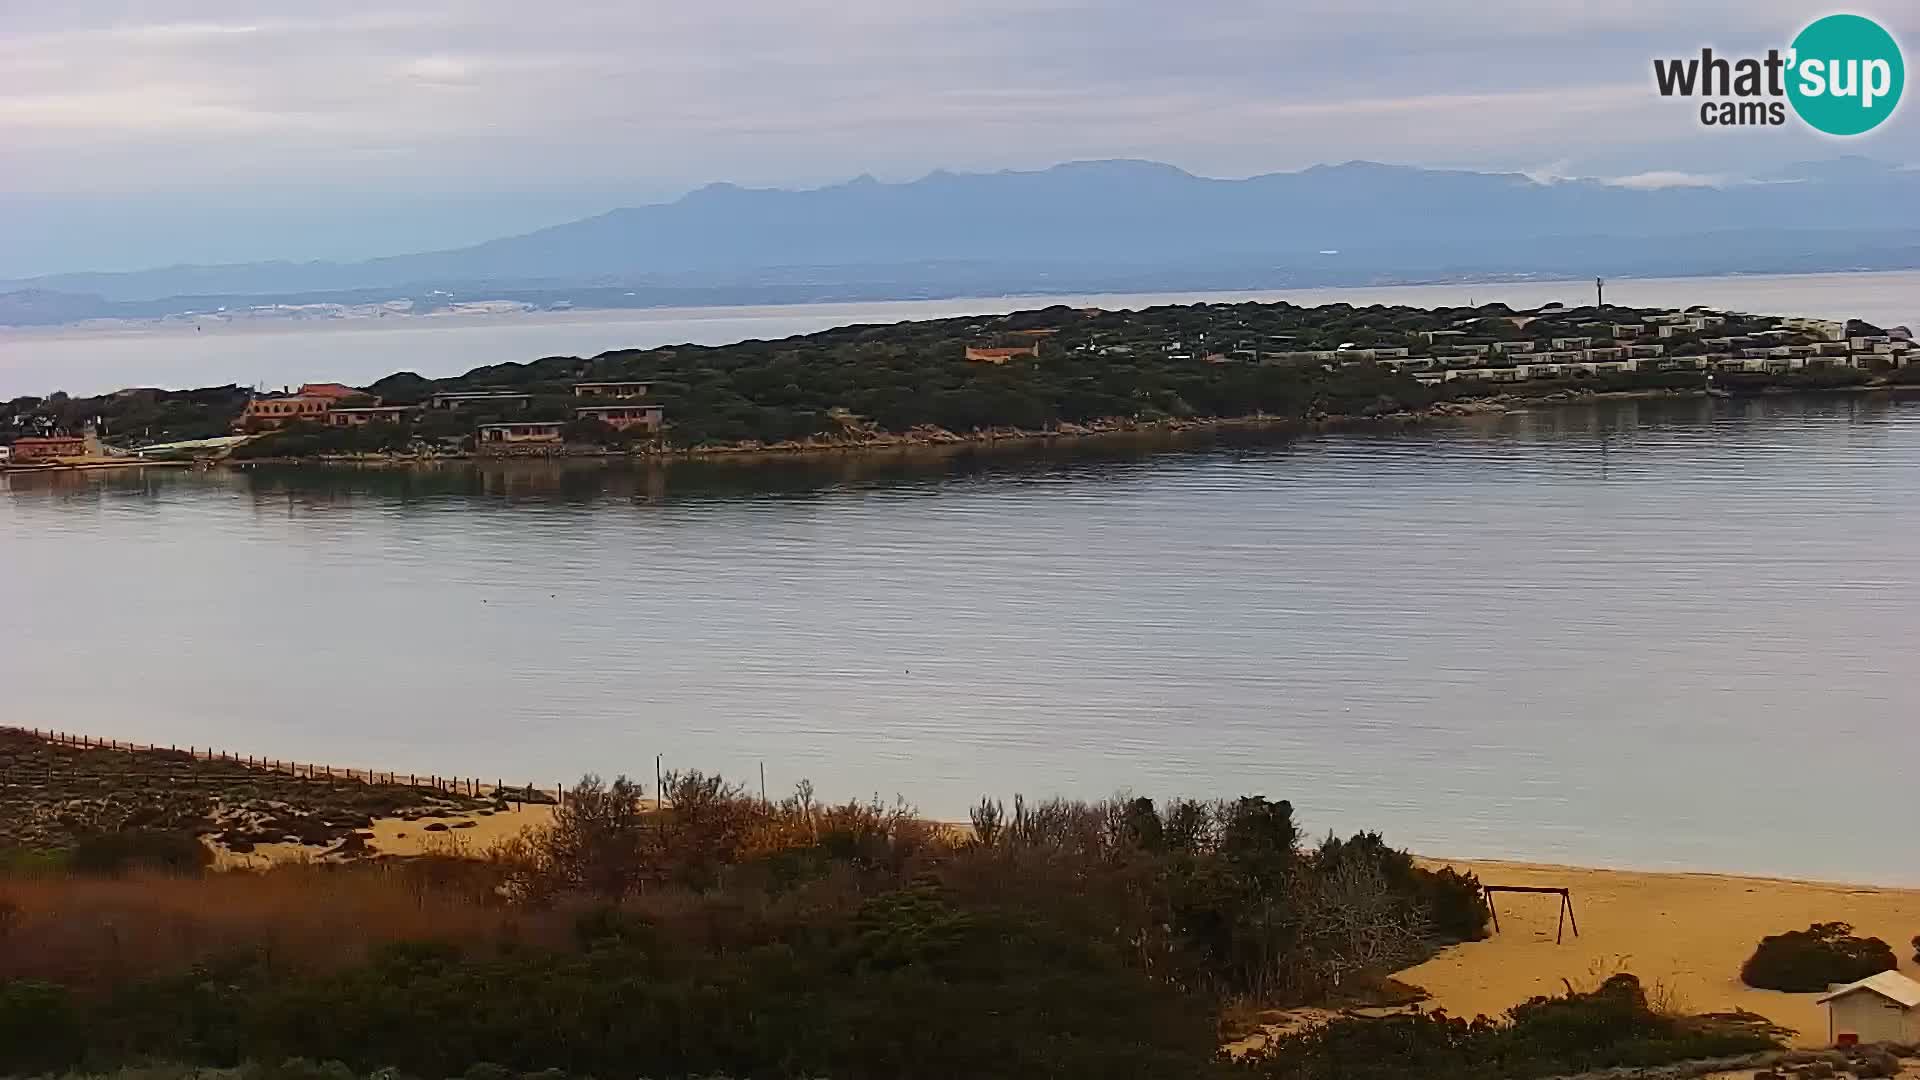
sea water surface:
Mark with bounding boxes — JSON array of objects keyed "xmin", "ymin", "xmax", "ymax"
[{"xmin": 4, "ymin": 395, "xmax": 1919, "ymax": 883}]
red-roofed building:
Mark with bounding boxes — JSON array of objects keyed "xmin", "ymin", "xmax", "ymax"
[
  {"xmin": 299, "ymin": 383, "xmax": 369, "ymax": 401},
  {"xmin": 238, "ymin": 394, "xmax": 335, "ymax": 430},
  {"xmin": 964, "ymin": 344, "xmax": 1040, "ymax": 364},
  {"xmin": 8, "ymin": 435, "xmax": 87, "ymax": 462}
]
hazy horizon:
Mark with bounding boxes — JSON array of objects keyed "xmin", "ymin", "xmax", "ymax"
[{"xmin": 6, "ymin": 1, "xmax": 1917, "ymax": 278}]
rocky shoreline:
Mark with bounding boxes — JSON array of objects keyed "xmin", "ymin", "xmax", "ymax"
[
  {"xmin": 226, "ymin": 386, "xmax": 1707, "ymax": 469},
  {"xmin": 216, "ymin": 382, "xmax": 1920, "ymax": 470}
]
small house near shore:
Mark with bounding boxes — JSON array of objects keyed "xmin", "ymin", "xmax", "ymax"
[
  {"xmin": 1817, "ymin": 970, "xmax": 1920, "ymax": 1045},
  {"xmin": 8, "ymin": 435, "xmax": 88, "ymax": 462},
  {"xmin": 476, "ymin": 421, "xmax": 564, "ymax": 451},
  {"xmin": 575, "ymin": 404, "xmax": 664, "ymax": 433},
  {"xmin": 327, "ymin": 405, "xmax": 419, "ymax": 427},
  {"xmin": 430, "ymin": 392, "xmax": 533, "ymax": 411},
  {"xmin": 572, "ymin": 381, "xmax": 652, "ymax": 399}
]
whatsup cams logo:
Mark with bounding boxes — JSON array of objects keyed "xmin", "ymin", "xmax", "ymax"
[{"xmin": 1653, "ymin": 13, "xmax": 1904, "ymax": 134}]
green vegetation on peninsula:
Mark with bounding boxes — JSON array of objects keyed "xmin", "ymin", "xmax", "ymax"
[{"xmin": 3, "ymin": 298, "xmax": 1912, "ymax": 462}]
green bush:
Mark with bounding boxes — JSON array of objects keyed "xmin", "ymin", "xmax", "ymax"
[
  {"xmin": 1740, "ymin": 922, "xmax": 1897, "ymax": 992},
  {"xmin": 1313, "ymin": 832, "xmax": 1489, "ymax": 943},
  {"xmin": 1240, "ymin": 974, "xmax": 1778, "ymax": 1080},
  {"xmin": 71, "ymin": 829, "xmax": 213, "ymax": 877},
  {"xmin": 39, "ymin": 883, "xmax": 1215, "ymax": 1080},
  {"xmin": 0, "ymin": 980, "xmax": 84, "ymax": 1072},
  {"xmin": 0, "ymin": 845, "xmax": 72, "ymax": 876}
]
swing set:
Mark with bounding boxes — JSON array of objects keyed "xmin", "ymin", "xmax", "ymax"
[{"xmin": 1483, "ymin": 885, "xmax": 1580, "ymax": 945}]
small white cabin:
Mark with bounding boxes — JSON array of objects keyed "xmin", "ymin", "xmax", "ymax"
[{"xmin": 1817, "ymin": 970, "xmax": 1920, "ymax": 1046}]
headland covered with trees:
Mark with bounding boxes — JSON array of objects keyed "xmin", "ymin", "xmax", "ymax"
[{"xmin": 2, "ymin": 297, "xmax": 1914, "ymax": 464}]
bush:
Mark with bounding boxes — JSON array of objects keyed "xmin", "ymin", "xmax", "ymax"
[
  {"xmin": 50, "ymin": 884, "xmax": 1215, "ymax": 1080},
  {"xmin": 0, "ymin": 775, "xmax": 1544, "ymax": 1079},
  {"xmin": 0, "ymin": 980, "xmax": 84, "ymax": 1072},
  {"xmin": 0, "ymin": 846, "xmax": 71, "ymax": 876},
  {"xmin": 1740, "ymin": 922, "xmax": 1897, "ymax": 992},
  {"xmin": 1313, "ymin": 832, "xmax": 1489, "ymax": 943},
  {"xmin": 70, "ymin": 829, "xmax": 213, "ymax": 877},
  {"xmin": 1241, "ymin": 974, "xmax": 1778, "ymax": 1080}
]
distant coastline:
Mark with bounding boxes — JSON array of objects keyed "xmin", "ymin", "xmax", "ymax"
[
  {"xmin": 8, "ymin": 154, "xmax": 1919, "ymax": 333},
  {"xmin": 5, "ymin": 267, "xmax": 1920, "ymax": 342},
  {"xmin": 6, "ymin": 269, "xmax": 1920, "ymax": 403}
]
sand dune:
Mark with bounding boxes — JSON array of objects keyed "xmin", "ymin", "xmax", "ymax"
[
  {"xmin": 1402, "ymin": 859, "xmax": 1920, "ymax": 1047},
  {"xmin": 360, "ymin": 804, "xmax": 555, "ymax": 856}
]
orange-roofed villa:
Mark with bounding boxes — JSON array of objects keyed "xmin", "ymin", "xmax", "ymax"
[{"xmin": 964, "ymin": 344, "xmax": 1040, "ymax": 364}]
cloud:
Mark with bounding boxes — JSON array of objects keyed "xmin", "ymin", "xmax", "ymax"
[
  {"xmin": 403, "ymin": 55, "xmax": 473, "ymax": 87},
  {"xmin": 1604, "ymin": 170, "xmax": 1734, "ymax": 189},
  {"xmin": 2, "ymin": 0, "xmax": 1916, "ymax": 272}
]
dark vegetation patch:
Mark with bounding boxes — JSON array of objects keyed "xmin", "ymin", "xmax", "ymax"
[
  {"xmin": 1238, "ymin": 974, "xmax": 1780, "ymax": 1080},
  {"xmin": 0, "ymin": 730, "xmax": 496, "ymax": 856},
  {"xmin": 1740, "ymin": 922, "xmax": 1898, "ymax": 992},
  {"xmin": 0, "ymin": 767, "xmax": 1787, "ymax": 1079}
]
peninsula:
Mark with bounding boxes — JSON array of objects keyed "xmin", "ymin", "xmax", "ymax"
[{"xmin": 3, "ymin": 298, "xmax": 1914, "ymax": 466}]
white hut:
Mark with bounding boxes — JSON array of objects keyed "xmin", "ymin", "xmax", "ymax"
[{"xmin": 1816, "ymin": 970, "xmax": 1920, "ymax": 1045}]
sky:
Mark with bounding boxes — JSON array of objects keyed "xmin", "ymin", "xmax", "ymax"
[{"xmin": 3, "ymin": 0, "xmax": 1917, "ymax": 277}]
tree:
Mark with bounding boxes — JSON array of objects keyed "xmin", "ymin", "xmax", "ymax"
[
  {"xmin": 561, "ymin": 417, "xmax": 619, "ymax": 446},
  {"xmin": 1297, "ymin": 860, "xmax": 1428, "ymax": 994},
  {"xmin": 1740, "ymin": 922, "xmax": 1897, "ymax": 991},
  {"xmin": 539, "ymin": 774, "xmax": 650, "ymax": 900}
]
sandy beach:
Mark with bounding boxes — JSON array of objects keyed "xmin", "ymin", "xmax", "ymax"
[
  {"xmin": 215, "ymin": 804, "xmax": 557, "ymax": 868},
  {"xmin": 1402, "ymin": 858, "xmax": 1920, "ymax": 1046}
]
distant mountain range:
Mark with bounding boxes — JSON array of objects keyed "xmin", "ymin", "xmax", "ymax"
[{"xmin": 5, "ymin": 157, "xmax": 1919, "ymax": 326}]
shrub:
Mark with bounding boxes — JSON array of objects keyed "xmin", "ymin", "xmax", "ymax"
[
  {"xmin": 70, "ymin": 830, "xmax": 213, "ymax": 877},
  {"xmin": 52, "ymin": 883, "xmax": 1216, "ymax": 1080},
  {"xmin": 0, "ymin": 846, "xmax": 72, "ymax": 876},
  {"xmin": 1313, "ymin": 832, "xmax": 1489, "ymax": 943},
  {"xmin": 1740, "ymin": 922, "xmax": 1897, "ymax": 992},
  {"xmin": 0, "ymin": 980, "xmax": 83, "ymax": 1072},
  {"xmin": 257, "ymin": 1060, "xmax": 360, "ymax": 1080},
  {"xmin": 1241, "ymin": 974, "xmax": 1779, "ymax": 1080},
  {"xmin": 536, "ymin": 774, "xmax": 651, "ymax": 899}
]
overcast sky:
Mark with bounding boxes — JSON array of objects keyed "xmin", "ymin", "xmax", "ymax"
[{"xmin": 4, "ymin": 1, "xmax": 1916, "ymax": 277}]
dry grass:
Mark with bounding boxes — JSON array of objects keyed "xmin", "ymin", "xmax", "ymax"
[
  {"xmin": 0, "ymin": 861, "xmax": 566, "ymax": 991},
  {"xmin": 1559, "ymin": 953, "xmax": 1692, "ymax": 1018}
]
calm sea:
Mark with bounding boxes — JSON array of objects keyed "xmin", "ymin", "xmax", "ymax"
[
  {"xmin": 5, "ymin": 395, "xmax": 1919, "ymax": 883},
  {"xmin": 2, "ymin": 270, "xmax": 1917, "ymax": 398}
]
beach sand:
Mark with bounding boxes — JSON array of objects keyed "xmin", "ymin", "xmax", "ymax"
[
  {"xmin": 215, "ymin": 804, "xmax": 556, "ymax": 867},
  {"xmin": 360, "ymin": 804, "xmax": 555, "ymax": 856},
  {"xmin": 1401, "ymin": 859, "xmax": 1920, "ymax": 1047}
]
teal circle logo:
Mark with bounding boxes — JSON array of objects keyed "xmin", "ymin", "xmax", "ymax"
[{"xmin": 1787, "ymin": 14, "xmax": 1904, "ymax": 135}]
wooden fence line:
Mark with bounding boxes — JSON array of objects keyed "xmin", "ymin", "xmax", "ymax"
[{"xmin": 2, "ymin": 725, "xmax": 567, "ymax": 806}]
